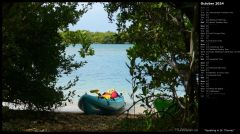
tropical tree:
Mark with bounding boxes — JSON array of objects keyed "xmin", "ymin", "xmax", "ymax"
[
  {"xmin": 2, "ymin": 2, "xmax": 93, "ymax": 111},
  {"xmin": 104, "ymin": 2, "xmax": 198, "ymax": 129},
  {"xmin": 60, "ymin": 30, "xmax": 94, "ymax": 57}
]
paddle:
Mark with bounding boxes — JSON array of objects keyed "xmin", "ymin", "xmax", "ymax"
[{"xmin": 90, "ymin": 89, "xmax": 101, "ymax": 96}]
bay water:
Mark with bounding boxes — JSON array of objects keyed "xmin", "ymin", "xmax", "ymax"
[
  {"xmin": 3, "ymin": 43, "xmax": 184, "ymax": 114},
  {"xmin": 56, "ymin": 44, "xmax": 145, "ymax": 113}
]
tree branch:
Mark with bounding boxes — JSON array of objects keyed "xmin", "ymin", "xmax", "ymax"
[
  {"xmin": 171, "ymin": 86, "xmax": 185, "ymax": 109},
  {"xmin": 117, "ymin": 93, "xmax": 174, "ymax": 117}
]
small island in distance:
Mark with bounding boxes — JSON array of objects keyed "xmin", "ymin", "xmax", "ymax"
[{"xmin": 60, "ymin": 30, "xmax": 131, "ymax": 45}]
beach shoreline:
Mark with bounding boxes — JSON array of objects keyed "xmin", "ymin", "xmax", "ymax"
[
  {"xmin": 2, "ymin": 104, "xmax": 185, "ymax": 132},
  {"xmin": 2, "ymin": 108, "xmax": 147, "ymax": 132},
  {"xmin": 54, "ymin": 102, "xmax": 145, "ymax": 114},
  {"xmin": 3, "ymin": 101, "xmax": 146, "ymax": 115}
]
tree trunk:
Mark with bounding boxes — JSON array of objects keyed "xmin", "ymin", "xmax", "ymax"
[{"xmin": 182, "ymin": 3, "xmax": 199, "ymax": 127}]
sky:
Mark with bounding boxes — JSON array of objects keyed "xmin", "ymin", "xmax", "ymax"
[{"xmin": 68, "ymin": 3, "xmax": 118, "ymax": 32}]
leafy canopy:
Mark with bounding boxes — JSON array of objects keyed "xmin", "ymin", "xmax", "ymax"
[
  {"xmin": 2, "ymin": 2, "xmax": 93, "ymax": 110},
  {"xmin": 104, "ymin": 2, "xmax": 198, "ymax": 129}
]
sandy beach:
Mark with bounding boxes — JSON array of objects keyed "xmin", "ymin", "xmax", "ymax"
[
  {"xmin": 54, "ymin": 101, "xmax": 146, "ymax": 115},
  {"xmin": 2, "ymin": 101, "xmax": 150, "ymax": 132},
  {"xmin": 3, "ymin": 101, "xmax": 146, "ymax": 115},
  {"xmin": 2, "ymin": 109, "xmax": 147, "ymax": 132}
]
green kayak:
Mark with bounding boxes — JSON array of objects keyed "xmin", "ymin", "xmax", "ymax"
[{"xmin": 78, "ymin": 93, "xmax": 126, "ymax": 115}]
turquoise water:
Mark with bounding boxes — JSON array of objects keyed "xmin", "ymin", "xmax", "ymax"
[
  {"xmin": 3, "ymin": 44, "xmax": 183, "ymax": 113},
  {"xmin": 56, "ymin": 44, "xmax": 184, "ymax": 113},
  {"xmin": 56, "ymin": 44, "xmax": 137, "ymax": 109}
]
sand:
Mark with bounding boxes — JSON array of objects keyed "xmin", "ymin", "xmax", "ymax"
[{"xmin": 2, "ymin": 109, "xmax": 146, "ymax": 132}]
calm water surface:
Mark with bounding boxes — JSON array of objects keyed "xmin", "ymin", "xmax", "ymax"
[
  {"xmin": 56, "ymin": 44, "xmax": 184, "ymax": 113},
  {"xmin": 56, "ymin": 44, "xmax": 143, "ymax": 113},
  {"xmin": 3, "ymin": 44, "xmax": 183, "ymax": 113}
]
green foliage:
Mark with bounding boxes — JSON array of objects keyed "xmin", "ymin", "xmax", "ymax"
[
  {"xmin": 2, "ymin": 2, "xmax": 92, "ymax": 111},
  {"xmin": 60, "ymin": 30, "xmax": 95, "ymax": 58},
  {"xmin": 105, "ymin": 2, "xmax": 198, "ymax": 129},
  {"xmin": 153, "ymin": 99, "xmax": 172, "ymax": 112},
  {"xmin": 91, "ymin": 31, "xmax": 115, "ymax": 44},
  {"xmin": 60, "ymin": 30, "xmax": 127, "ymax": 44}
]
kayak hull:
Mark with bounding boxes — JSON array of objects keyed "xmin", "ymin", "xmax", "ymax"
[{"xmin": 78, "ymin": 93, "xmax": 126, "ymax": 115}]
